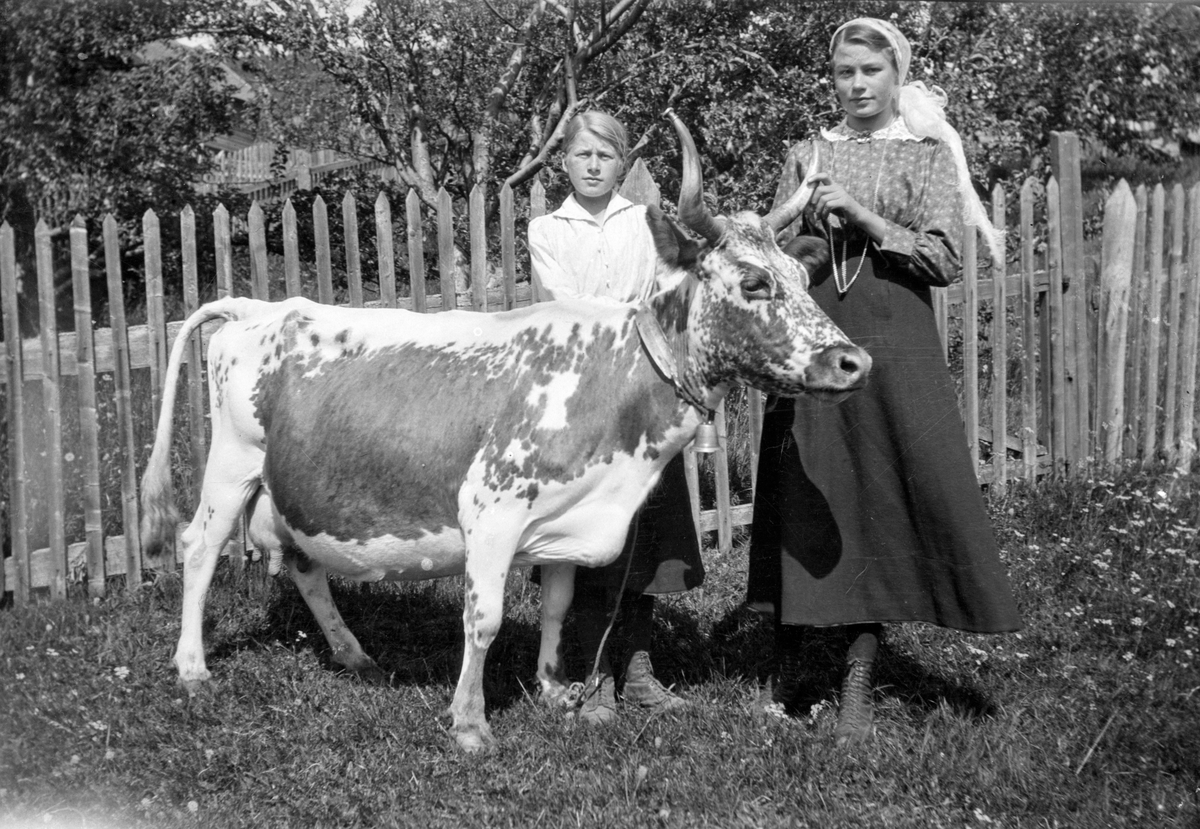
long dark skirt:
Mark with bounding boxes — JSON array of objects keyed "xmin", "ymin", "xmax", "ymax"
[
  {"xmin": 746, "ymin": 251, "xmax": 1021, "ymax": 633},
  {"xmin": 576, "ymin": 452, "xmax": 705, "ymax": 595}
]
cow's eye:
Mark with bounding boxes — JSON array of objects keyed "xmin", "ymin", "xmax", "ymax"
[{"xmin": 740, "ymin": 269, "xmax": 773, "ymax": 300}]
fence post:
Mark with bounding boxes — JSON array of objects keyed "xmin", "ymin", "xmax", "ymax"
[
  {"xmin": 181, "ymin": 205, "xmax": 206, "ymax": 517},
  {"xmin": 1, "ymin": 221, "xmax": 30, "ymax": 603},
  {"xmin": 144, "ymin": 210, "xmax": 167, "ymax": 416},
  {"xmin": 283, "ymin": 199, "xmax": 302, "ymax": 299},
  {"xmin": 213, "ymin": 204, "xmax": 233, "ymax": 298},
  {"xmin": 529, "ymin": 177, "xmax": 547, "ymax": 303},
  {"xmin": 1052, "ymin": 132, "xmax": 1089, "ymax": 469},
  {"xmin": 248, "ymin": 202, "xmax": 270, "ymax": 300},
  {"xmin": 1098, "ymin": 180, "xmax": 1136, "ymax": 465}
]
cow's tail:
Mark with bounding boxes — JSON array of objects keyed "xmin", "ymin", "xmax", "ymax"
[{"xmin": 139, "ymin": 296, "xmax": 277, "ymax": 560}]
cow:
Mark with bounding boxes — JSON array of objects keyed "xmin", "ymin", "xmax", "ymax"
[{"xmin": 139, "ymin": 112, "xmax": 871, "ymax": 752}]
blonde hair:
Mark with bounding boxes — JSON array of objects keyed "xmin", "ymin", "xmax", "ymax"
[{"xmin": 563, "ymin": 111, "xmax": 630, "ymax": 173}]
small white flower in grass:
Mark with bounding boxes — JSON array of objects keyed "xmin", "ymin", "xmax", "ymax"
[
  {"xmin": 1123, "ymin": 652, "xmax": 1135, "ymax": 662},
  {"xmin": 70, "ymin": 755, "xmax": 80, "ymax": 764},
  {"xmin": 46, "ymin": 648, "xmax": 59, "ymax": 657},
  {"xmin": 297, "ymin": 631, "xmax": 307, "ymax": 639},
  {"xmin": 1166, "ymin": 638, "xmax": 1178, "ymax": 648},
  {"xmin": 89, "ymin": 720, "xmax": 106, "ymax": 732},
  {"xmin": 1132, "ymin": 617, "xmax": 1145, "ymax": 627},
  {"xmin": 105, "ymin": 749, "xmax": 116, "ymax": 761},
  {"xmin": 187, "ymin": 801, "xmax": 199, "ymax": 813},
  {"xmin": 64, "ymin": 452, "xmax": 75, "ymax": 462},
  {"xmin": 46, "ymin": 623, "xmax": 53, "ymax": 632},
  {"xmin": 114, "ymin": 666, "xmax": 130, "ymax": 680},
  {"xmin": 15, "ymin": 673, "xmax": 24, "ymax": 680}
]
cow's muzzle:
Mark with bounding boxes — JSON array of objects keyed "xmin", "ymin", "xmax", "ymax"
[{"xmin": 803, "ymin": 344, "xmax": 872, "ymax": 393}]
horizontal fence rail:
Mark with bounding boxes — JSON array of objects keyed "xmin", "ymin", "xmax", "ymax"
[{"xmin": 3, "ymin": 138, "xmax": 1200, "ymax": 605}]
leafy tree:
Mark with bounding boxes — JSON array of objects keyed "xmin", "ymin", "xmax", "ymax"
[{"xmin": 0, "ymin": 0, "xmax": 247, "ymax": 234}]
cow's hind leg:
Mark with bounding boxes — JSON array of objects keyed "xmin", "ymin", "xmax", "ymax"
[
  {"xmin": 174, "ymin": 461, "xmax": 261, "ymax": 694},
  {"xmin": 536, "ymin": 562, "xmax": 576, "ymax": 707},
  {"xmin": 283, "ymin": 550, "xmax": 385, "ymax": 683}
]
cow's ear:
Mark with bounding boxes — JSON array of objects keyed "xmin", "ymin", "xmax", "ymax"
[
  {"xmin": 781, "ymin": 234, "xmax": 829, "ymax": 277},
  {"xmin": 646, "ymin": 205, "xmax": 701, "ymax": 271}
]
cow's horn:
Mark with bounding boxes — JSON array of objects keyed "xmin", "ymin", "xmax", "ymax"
[
  {"xmin": 763, "ymin": 146, "xmax": 821, "ymax": 232},
  {"xmin": 664, "ymin": 108, "xmax": 724, "ymax": 245}
]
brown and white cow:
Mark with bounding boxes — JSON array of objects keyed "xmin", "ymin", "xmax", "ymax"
[{"xmin": 139, "ymin": 113, "xmax": 870, "ymax": 752}]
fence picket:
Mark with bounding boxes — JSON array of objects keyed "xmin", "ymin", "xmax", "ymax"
[
  {"xmin": 144, "ymin": 210, "xmax": 166, "ymax": 415},
  {"xmin": 70, "ymin": 216, "xmax": 105, "ymax": 597},
  {"xmin": 470, "ymin": 184, "xmax": 487, "ymax": 312},
  {"xmin": 1098, "ymin": 181, "xmax": 1137, "ymax": 464},
  {"xmin": 36, "ymin": 221, "xmax": 67, "ymax": 599},
  {"xmin": 437, "ymin": 188, "xmax": 456, "ymax": 310},
  {"xmin": 1142, "ymin": 185, "xmax": 1166, "ymax": 465},
  {"xmin": 181, "ymin": 206, "xmax": 207, "ymax": 513},
  {"xmin": 1, "ymin": 222, "xmax": 30, "ymax": 602},
  {"xmin": 1163, "ymin": 184, "xmax": 1185, "ymax": 462},
  {"xmin": 213, "ymin": 204, "xmax": 233, "ymax": 298},
  {"xmin": 375, "ymin": 192, "xmax": 397, "ymax": 308},
  {"xmin": 1048, "ymin": 179, "xmax": 1068, "ymax": 472},
  {"xmin": 249, "ymin": 202, "xmax": 269, "ymax": 300},
  {"xmin": 344, "ymin": 191, "xmax": 363, "ymax": 307},
  {"xmin": 500, "ymin": 183, "xmax": 517, "ymax": 311},
  {"xmin": 283, "ymin": 199, "xmax": 302, "ymax": 298},
  {"xmin": 1020, "ymin": 178, "xmax": 1039, "ymax": 482},
  {"xmin": 963, "ymin": 230, "xmax": 980, "ymax": 469},
  {"xmin": 1177, "ymin": 184, "xmax": 1200, "ymax": 470},
  {"xmin": 1124, "ymin": 186, "xmax": 1148, "ymax": 458},
  {"xmin": 991, "ymin": 186, "xmax": 1008, "ymax": 493},
  {"xmin": 406, "ymin": 189, "xmax": 427, "ymax": 313},
  {"xmin": 104, "ymin": 214, "xmax": 142, "ymax": 586},
  {"xmin": 314, "ymin": 196, "xmax": 334, "ymax": 305}
]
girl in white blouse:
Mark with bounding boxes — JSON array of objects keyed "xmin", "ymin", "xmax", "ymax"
[{"xmin": 529, "ymin": 111, "xmax": 704, "ymax": 724}]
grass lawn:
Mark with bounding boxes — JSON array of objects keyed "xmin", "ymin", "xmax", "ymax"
[{"xmin": 2, "ymin": 468, "xmax": 1198, "ymax": 828}]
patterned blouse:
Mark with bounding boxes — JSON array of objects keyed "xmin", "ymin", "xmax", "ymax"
[{"xmin": 773, "ymin": 119, "xmax": 965, "ymax": 287}]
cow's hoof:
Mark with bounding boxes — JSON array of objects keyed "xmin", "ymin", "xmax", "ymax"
[
  {"xmin": 348, "ymin": 662, "xmax": 389, "ymax": 686},
  {"xmin": 453, "ymin": 725, "xmax": 495, "ymax": 753},
  {"xmin": 178, "ymin": 675, "xmax": 212, "ymax": 698}
]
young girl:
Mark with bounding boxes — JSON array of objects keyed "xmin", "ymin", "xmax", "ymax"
[{"xmin": 528, "ymin": 111, "xmax": 705, "ymax": 723}]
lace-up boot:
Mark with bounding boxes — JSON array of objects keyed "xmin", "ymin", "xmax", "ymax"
[
  {"xmin": 834, "ymin": 625, "xmax": 879, "ymax": 747},
  {"xmin": 622, "ymin": 650, "xmax": 687, "ymax": 712}
]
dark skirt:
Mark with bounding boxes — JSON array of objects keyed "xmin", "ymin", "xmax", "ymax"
[
  {"xmin": 576, "ymin": 452, "xmax": 705, "ymax": 595},
  {"xmin": 746, "ymin": 250, "xmax": 1021, "ymax": 633}
]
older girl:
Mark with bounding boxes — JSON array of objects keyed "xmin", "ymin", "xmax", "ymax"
[
  {"xmin": 529, "ymin": 111, "xmax": 705, "ymax": 724},
  {"xmin": 747, "ymin": 18, "xmax": 1021, "ymax": 747}
]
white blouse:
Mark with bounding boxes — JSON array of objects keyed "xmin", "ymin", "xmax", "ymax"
[{"xmin": 528, "ymin": 192, "xmax": 659, "ymax": 303}]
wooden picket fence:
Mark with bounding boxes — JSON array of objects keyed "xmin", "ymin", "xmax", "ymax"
[{"xmin": 3, "ymin": 133, "xmax": 1200, "ymax": 606}]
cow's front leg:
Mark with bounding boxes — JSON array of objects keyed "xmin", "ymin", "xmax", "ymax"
[
  {"xmin": 283, "ymin": 550, "xmax": 384, "ymax": 682},
  {"xmin": 448, "ymin": 549, "xmax": 513, "ymax": 752},
  {"xmin": 536, "ymin": 562, "xmax": 576, "ymax": 707}
]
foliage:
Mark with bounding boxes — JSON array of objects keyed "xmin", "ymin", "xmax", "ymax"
[
  {"xmin": 1, "ymin": 467, "xmax": 1198, "ymax": 827},
  {"xmin": 0, "ymin": 0, "xmax": 245, "ymax": 233}
]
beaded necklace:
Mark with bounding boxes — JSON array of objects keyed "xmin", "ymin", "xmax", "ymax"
[{"xmin": 828, "ymin": 129, "xmax": 890, "ymax": 296}]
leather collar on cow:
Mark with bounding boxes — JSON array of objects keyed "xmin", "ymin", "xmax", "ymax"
[{"xmin": 634, "ymin": 303, "xmax": 712, "ymax": 418}]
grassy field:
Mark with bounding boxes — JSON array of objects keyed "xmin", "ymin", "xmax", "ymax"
[{"xmin": 2, "ymin": 468, "xmax": 1198, "ymax": 828}]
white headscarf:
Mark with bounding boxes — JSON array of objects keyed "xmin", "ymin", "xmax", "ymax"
[{"xmin": 831, "ymin": 18, "xmax": 1004, "ymax": 263}]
